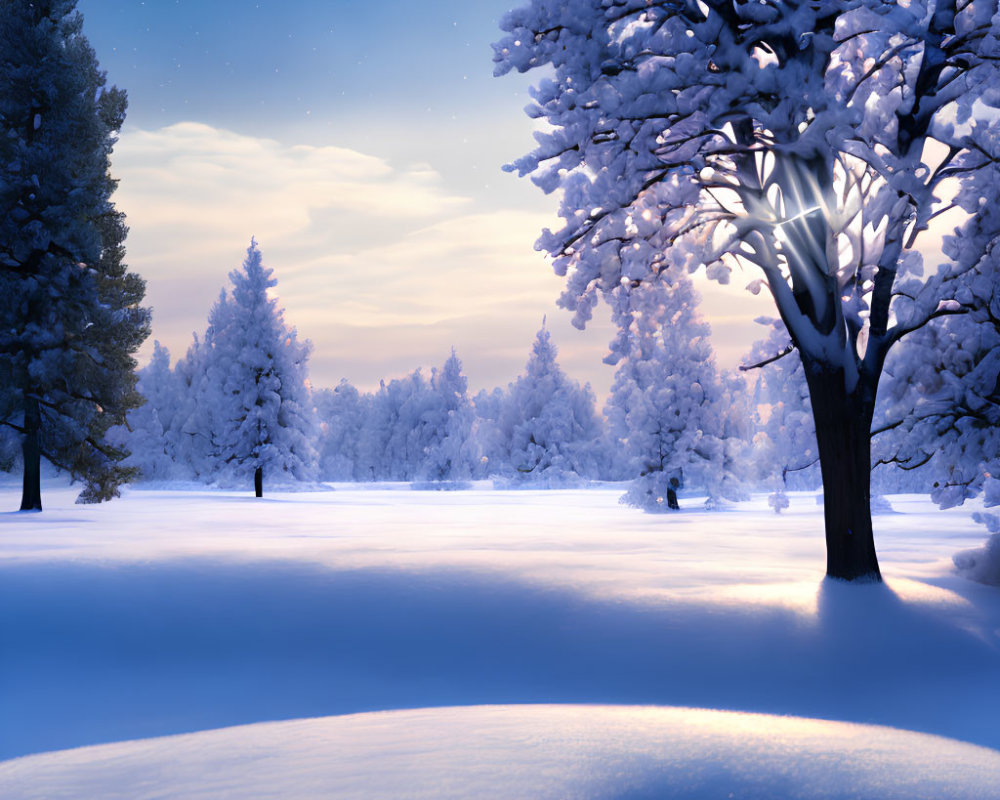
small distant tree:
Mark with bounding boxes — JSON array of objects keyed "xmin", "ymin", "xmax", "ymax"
[
  {"xmin": 116, "ymin": 341, "xmax": 182, "ymax": 481},
  {"xmin": 497, "ymin": 324, "xmax": 604, "ymax": 485},
  {"xmin": 356, "ymin": 371, "xmax": 431, "ymax": 481},
  {"xmin": 419, "ymin": 350, "xmax": 476, "ymax": 482},
  {"xmin": 607, "ymin": 270, "xmax": 747, "ymax": 511},
  {"xmin": 0, "ymin": 1, "xmax": 150, "ymax": 509},
  {"xmin": 315, "ymin": 379, "xmax": 368, "ymax": 481},
  {"xmin": 198, "ymin": 240, "xmax": 316, "ymax": 496},
  {"xmin": 745, "ymin": 321, "xmax": 820, "ymax": 511},
  {"xmin": 496, "ymin": 0, "xmax": 1000, "ymax": 580}
]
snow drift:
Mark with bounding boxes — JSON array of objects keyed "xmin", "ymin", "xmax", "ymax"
[{"xmin": 1, "ymin": 705, "xmax": 997, "ymax": 800}]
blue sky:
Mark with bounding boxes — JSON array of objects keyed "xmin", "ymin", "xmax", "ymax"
[{"xmin": 76, "ymin": 0, "xmax": 770, "ymax": 396}]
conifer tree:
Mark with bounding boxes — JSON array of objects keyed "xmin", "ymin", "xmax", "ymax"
[
  {"xmin": 419, "ymin": 350, "xmax": 476, "ymax": 482},
  {"xmin": 0, "ymin": 1, "xmax": 149, "ymax": 509},
  {"xmin": 315, "ymin": 379, "xmax": 368, "ymax": 481},
  {"xmin": 497, "ymin": 324, "xmax": 604, "ymax": 485},
  {"xmin": 116, "ymin": 341, "xmax": 181, "ymax": 481},
  {"xmin": 607, "ymin": 272, "xmax": 746, "ymax": 511},
  {"xmin": 197, "ymin": 240, "xmax": 316, "ymax": 496}
]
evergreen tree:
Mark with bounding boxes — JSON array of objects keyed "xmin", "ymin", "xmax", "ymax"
[
  {"xmin": 746, "ymin": 321, "xmax": 821, "ymax": 512},
  {"xmin": 314, "ymin": 379, "xmax": 367, "ymax": 481},
  {"xmin": 606, "ymin": 273, "xmax": 747, "ymax": 511},
  {"xmin": 197, "ymin": 240, "xmax": 316, "ymax": 495},
  {"xmin": 497, "ymin": 324, "xmax": 604, "ymax": 486},
  {"xmin": 419, "ymin": 350, "xmax": 475, "ymax": 482},
  {"xmin": 116, "ymin": 341, "xmax": 182, "ymax": 481},
  {"xmin": 0, "ymin": 1, "xmax": 149, "ymax": 509}
]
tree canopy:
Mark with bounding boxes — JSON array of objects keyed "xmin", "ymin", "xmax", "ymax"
[{"xmin": 495, "ymin": 0, "xmax": 1000, "ymax": 580}]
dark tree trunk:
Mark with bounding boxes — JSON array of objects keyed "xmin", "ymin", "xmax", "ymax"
[
  {"xmin": 803, "ymin": 364, "xmax": 882, "ymax": 582},
  {"xmin": 254, "ymin": 466, "xmax": 263, "ymax": 498},
  {"xmin": 20, "ymin": 395, "xmax": 42, "ymax": 512}
]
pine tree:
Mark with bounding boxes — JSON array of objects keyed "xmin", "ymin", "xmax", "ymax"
[
  {"xmin": 497, "ymin": 324, "xmax": 604, "ymax": 486},
  {"xmin": 315, "ymin": 379, "xmax": 367, "ymax": 481},
  {"xmin": 746, "ymin": 321, "xmax": 821, "ymax": 511},
  {"xmin": 419, "ymin": 350, "xmax": 475, "ymax": 482},
  {"xmin": 0, "ymin": 1, "xmax": 150, "ymax": 509},
  {"xmin": 607, "ymin": 273, "xmax": 746, "ymax": 511},
  {"xmin": 197, "ymin": 240, "xmax": 316, "ymax": 495},
  {"xmin": 116, "ymin": 341, "xmax": 182, "ymax": 481}
]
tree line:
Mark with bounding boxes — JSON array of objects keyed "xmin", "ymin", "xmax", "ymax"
[{"xmin": 1, "ymin": 0, "xmax": 995, "ymax": 586}]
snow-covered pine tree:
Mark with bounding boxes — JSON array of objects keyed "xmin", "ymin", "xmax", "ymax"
[
  {"xmin": 117, "ymin": 341, "xmax": 183, "ymax": 481},
  {"xmin": 470, "ymin": 386, "xmax": 506, "ymax": 479},
  {"xmin": 314, "ymin": 379, "xmax": 368, "ymax": 481},
  {"xmin": 166, "ymin": 332, "xmax": 213, "ymax": 480},
  {"xmin": 0, "ymin": 1, "xmax": 150, "ymax": 509},
  {"xmin": 418, "ymin": 350, "xmax": 476, "ymax": 482},
  {"xmin": 496, "ymin": 324, "xmax": 604, "ymax": 486},
  {"xmin": 607, "ymin": 272, "xmax": 746, "ymax": 511},
  {"xmin": 745, "ymin": 321, "xmax": 821, "ymax": 511},
  {"xmin": 496, "ymin": 0, "xmax": 1000, "ymax": 580},
  {"xmin": 356, "ymin": 372, "xmax": 428, "ymax": 481},
  {"xmin": 198, "ymin": 240, "xmax": 316, "ymax": 496}
]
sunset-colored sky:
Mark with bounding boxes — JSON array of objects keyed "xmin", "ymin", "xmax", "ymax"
[{"xmin": 78, "ymin": 0, "xmax": 774, "ymax": 398}]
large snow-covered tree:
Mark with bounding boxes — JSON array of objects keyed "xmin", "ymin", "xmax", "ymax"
[
  {"xmin": 495, "ymin": 0, "xmax": 1000, "ymax": 580},
  {"xmin": 196, "ymin": 240, "xmax": 316, "ymax": 496},
  {"xmin": 0, "ymin": 0, "xmax": 149, "ymax": 509},
  {"xmin": 607, "ymin": 269, "xmax": 747, "ymax": 510}
]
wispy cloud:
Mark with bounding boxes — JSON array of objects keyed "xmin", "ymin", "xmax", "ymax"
[{"xmin": 112, "ymin": 122, "xmax": 615, "ymax": 393}]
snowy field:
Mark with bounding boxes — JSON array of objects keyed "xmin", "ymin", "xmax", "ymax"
[{"xmin": 1, "ymin": 484, "xmax": 998, "ymax": 797}]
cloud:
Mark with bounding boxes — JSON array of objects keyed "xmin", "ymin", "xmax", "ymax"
[
  {"xmin": 111, "ymin": 122, "xmax": 615, "ymax": 393},
  {"xmin": 112, "ymin": 121, "xmax": 777, "ymax": 399}
]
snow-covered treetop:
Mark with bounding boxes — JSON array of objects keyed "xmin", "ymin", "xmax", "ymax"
[{"xmin": 495, "ymin": 0, "xmax": 1000, "ymax": 374}]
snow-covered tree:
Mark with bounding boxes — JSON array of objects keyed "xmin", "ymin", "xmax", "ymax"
[
  {"xmin": 116, "ymin": 341, "xmax": 183, "ymax": 481},
  {"xmin": 495, "ymin": 0, "xmax": 1000, "ymax": 580},
  {"xmin": 314, "ymin": 380, "xmax": 368, "ymax": 482},
  {"xmin": 196, "ymin": 240, "xmax": 316, "ymax": 495},
  {"xmin": 356, "ymin": 371, "xmax": 433, "ymax": 481},
  {"xmin": 496, "ymin": 325, "xmax": 604, "ymax": 485},
  {"xmin": 471, "ymin": 386, "xmax": 507, "ymax": 479},
  {"xmin": 165, "ymin": 332, "xmax": 213, "ymax": 480},
  {"xmin": 607, "ymin": 270, "xmax": 746, "ymax": 511},
  {"xmin": 419, "ymin": 350, "xmax": 476, "ymax": 482},
  {"xmin": 0, "ymin": 0, "xmax": 150, "ymax": 508},
  {"xmin": 877, "ymin": 231, "xmax": 999, "ymax": 583},
  {"xmin": 745, "ymin": 321, "xmax": 821, "ymax": 510}
]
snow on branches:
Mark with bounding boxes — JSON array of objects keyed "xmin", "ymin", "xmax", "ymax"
[{"xmin": 495, "ymin": 0, "xmax": 1000, "ymax": 581}]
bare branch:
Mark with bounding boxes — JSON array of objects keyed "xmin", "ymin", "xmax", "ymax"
[{"xmin": 739, "ymin": 344, "xmax": 794, "ymax": 371}]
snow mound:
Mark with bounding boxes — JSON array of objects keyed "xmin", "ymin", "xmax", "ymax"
[
  {"xmin": 954, "ymin": 532, "xmax": 1000, "ymax": 586},
  {"xmin": 1, "ymin": 705, "xmax": 997, "ymax": 800}
]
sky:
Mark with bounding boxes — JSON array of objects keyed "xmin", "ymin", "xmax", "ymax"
[{"xmin": 77, "ymin": 0, "xmax": 775, "ymax": 398}]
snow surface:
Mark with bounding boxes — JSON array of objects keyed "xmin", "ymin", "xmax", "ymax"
[
  {"xmin": 2, "ymin": 705, "xmax": 999, "ymax": 800},
  {"xmin": 1, "ymin": 484, "xmax": 998, "ymax": 796}
]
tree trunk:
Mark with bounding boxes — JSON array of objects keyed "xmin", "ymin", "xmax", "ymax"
[
  {"xmin": 20, "ymin": 395, "xmax": 42, "ymax": 512},
  {"xmin": 804, "ymin": 365, "xmax": 882, "ymax": 582},
  {"xmin": 254, "ymin": 466, "xmax": 263, "ymax": 498}
]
